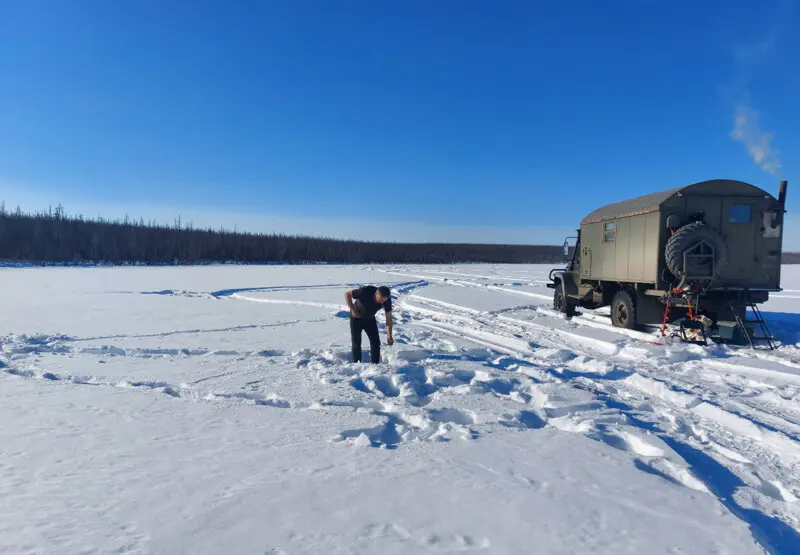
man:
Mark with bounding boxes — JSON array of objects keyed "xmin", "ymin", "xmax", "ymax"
[{"xmin": 345, "ymin": 285, "xmax": 394, "ymax": 364}]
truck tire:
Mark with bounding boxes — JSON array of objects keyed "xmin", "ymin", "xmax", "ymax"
[
  {"xmin": 665, "ymin": 222, "xmax": 728, "ymax": 282},
  {"xmin": 553, "ymin": 283, "xmax": 576, "ymax": 317},
  {"xmin": 611, "ymin": 290, "xmax": 636, "ymax": 329}
]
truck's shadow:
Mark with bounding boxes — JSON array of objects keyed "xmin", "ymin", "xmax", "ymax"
[
  {"xmin": 662, "ymin": 438, "xmax": 800, "ymax": 555},
  {"xmin": 759, "ymin": 311, "xmax": 800, "ymax": 345}
]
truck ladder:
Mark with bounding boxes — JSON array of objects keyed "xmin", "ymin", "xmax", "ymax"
[{"xmin": 725, "ymin": 291, "xmax": 777, "ymax": 350}]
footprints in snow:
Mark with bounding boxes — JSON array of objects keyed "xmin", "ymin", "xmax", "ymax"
[
  {"xmin": 6, "ymin": 368, "xmax": 61, "ymax": 381},
  {"xmin": 281, "ymin": 523, "xmax": 490, "ymax": 553},
  {"xmin": 119, "ymin": 380, "xmax": 182, "ymax": 398},
  {"xmin": 141, "ymin": 289, "xmax": 212, "ymax": 298},
  {"xmin": 1, "ymin": 334, "xmax": 291, "ymax": 361},
  {"xmin": 361, "ymin": 523, "xmax": 490, "ymax": 551},
  {"xmin": 429, "ymin": 407, "xmax": 476, "ymax": 426},
  {"xmin": 336, "ymin": 407, "xmax": 479, "ymax": 449},
  {"xmin": 599, "ymin": 427, "xmax": 665, "ymax": 457},
  {"xmin": 1, "ymin": 366, "xmax": 186, "ymax": 398},
  {"xmin": 333, "ymin": 394, "xmax": 480, "ymax": 449},
  {"xmin": 500, "ymin": 410, "xmax": 547, "ymax": 430},
  {"xmin": 207, "ymin": 391, "xmax": 295, "ymax": 408},
  {"xmin": 350, "ymin": 376, "xmax": 401, "ymax": 399},
  {"xmin": 3, "ymin": 326, "xmax": 782, "ymax": 513},
  {"xmin": 347, "ymin": 364, "xmax": 456, "ymax": 407},
  {"xmin": 0, "ymin": 364, "xmax": 307, "ymax": 409},
  {"xmin": 0, "ymin": 336, "xmax": 744, "ymax": 505},
  {"xmin": 290, "ymin": 342, "xmax": 658, "ymax": 450},
  {"xmin": 296, "ymin": 346, "xmax": 546, "ymax": 447}
]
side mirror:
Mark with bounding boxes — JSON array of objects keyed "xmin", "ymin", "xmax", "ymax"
[{"xmin": 563, "ymin": 240, "xmax": 570, "ymax": 261}]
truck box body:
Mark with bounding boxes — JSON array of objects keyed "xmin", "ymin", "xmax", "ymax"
[{"xmin": 578, "ymin": 180, "xmax": 783, "ymax": 291}]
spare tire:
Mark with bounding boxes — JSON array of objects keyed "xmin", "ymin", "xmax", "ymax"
[{"xmin": 665, "ymin": 222, "xmax": 728, "ymax": 282}]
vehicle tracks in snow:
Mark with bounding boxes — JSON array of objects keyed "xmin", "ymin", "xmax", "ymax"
[
  {"xmin": 404, "ymin": 293, "xmax": 800, "ymax": 455},
  {"xmin": 403, "ymin": 291, "xmax": 800, "ymax": 453},
  {"xmin": 384, "ymin": 274, "xmax": 800, "ymax": 547},
  {"xmin": 5, "ymin": 268, "xmax": 800, "ymax": 550}
]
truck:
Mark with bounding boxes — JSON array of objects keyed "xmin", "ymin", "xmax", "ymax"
[{"xmin": 547, "ymin": 179, "xmax": 788, "ymax": 346}]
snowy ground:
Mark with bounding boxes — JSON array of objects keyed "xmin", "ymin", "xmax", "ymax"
[{"xmin": 2, "ymin": 264, "xmax": 800, "ymax": 554}]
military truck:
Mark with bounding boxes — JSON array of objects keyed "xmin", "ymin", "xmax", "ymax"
[{"xmin": 548, "ymin": 179, "xmax": 788, "ymax": 346}]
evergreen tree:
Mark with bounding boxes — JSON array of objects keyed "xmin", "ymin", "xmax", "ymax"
[{"xmin": 0, "ymin": 203, "xmax": 636, "ymax": 265}]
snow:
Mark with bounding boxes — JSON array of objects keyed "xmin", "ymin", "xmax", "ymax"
[{"xmin": 2, "ymin": 264, "xmax": 800, "ymax": 553}]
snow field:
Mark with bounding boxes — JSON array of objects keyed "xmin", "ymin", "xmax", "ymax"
[{"xmin": 2, "ymin": 264, "xmax": 800, "ymax": 553}]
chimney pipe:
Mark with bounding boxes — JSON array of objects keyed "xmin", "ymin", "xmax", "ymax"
[{"xmin": 779, "ymin": 180, "xmax": 788, "ymax": 210}]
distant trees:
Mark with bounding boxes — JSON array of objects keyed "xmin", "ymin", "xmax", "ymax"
[
  {"xmin": 0, "ymin": 203, "xmax": 567, "ymax": 265},
  {"xmin": 782, "ymin": 252, "xmax": 800, "ymax": 264}
]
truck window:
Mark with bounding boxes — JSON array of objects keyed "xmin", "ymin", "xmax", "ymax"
[
  {"xmin": 603, "ymin": 222, "xmax": 616, "ymax": 243},
  {"xmin": 729, "ymin": 204, "xmax": 752, "ymax": 224},
  {"xmin": 762, "ymin": 210, "xmax": 781, "ymax": 238}
]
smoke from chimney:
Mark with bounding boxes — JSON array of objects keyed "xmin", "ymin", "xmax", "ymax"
[
  {"xmin": 730, "ymin": 104, "xmax": 782, "ymax": 177},
  {"xmin": 725, "ymin": 2, "xmax": 790, "ymax": 178}
]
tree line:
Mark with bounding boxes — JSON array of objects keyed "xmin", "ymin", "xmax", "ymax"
[{"xmin": 0, "ymin": 202, "xmax": 567, "ymax": 265}]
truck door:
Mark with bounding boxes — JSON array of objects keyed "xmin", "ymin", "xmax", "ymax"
[
  {"xmin": 721, "ymin": 197, "xmax": 758, "ymax": 280},
  {"xmin": 581, "ymin": 245, "xmax": 591, "ymax": 278}
]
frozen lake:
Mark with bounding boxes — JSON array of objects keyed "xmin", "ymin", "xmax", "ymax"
[{"xmin": 2, "ymin": 263, "xmax": 799, "ymax": 554}]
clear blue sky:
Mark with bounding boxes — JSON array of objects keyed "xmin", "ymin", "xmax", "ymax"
[{"xmin": 1, "ymin": 1, "xmax": 797, "ymax": 245}]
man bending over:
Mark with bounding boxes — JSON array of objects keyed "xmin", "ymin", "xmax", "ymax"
[{"xmin": 345, "ymin": 285, "xmax": 393, "ymax": 363}]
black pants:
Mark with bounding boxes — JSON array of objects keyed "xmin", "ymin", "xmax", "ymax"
[{"xmin": 350, "ymin": 317, "xmax": 380, "ymax": 363}]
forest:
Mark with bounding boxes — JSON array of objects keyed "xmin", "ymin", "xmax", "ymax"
[{"xmin": 0, "ymin": 203, "xmax": 566, "ymax": 265}]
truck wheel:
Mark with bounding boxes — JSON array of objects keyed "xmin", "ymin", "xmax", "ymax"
[
  {"xmin": 611, "ymin": 291, "xmax": 636, "ymax": 329},
  {"xmin": 665, "ymin": 222, "xmax": 728, "ymax": 282},
  {"xmin": 554, "ymin": 284, "xmax": 576, "ymax": 317}
]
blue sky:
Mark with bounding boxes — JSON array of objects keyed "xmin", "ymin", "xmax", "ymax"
[{"xmin": 1, "ymin": 1, "xmax": 797, "ymax": 245}]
